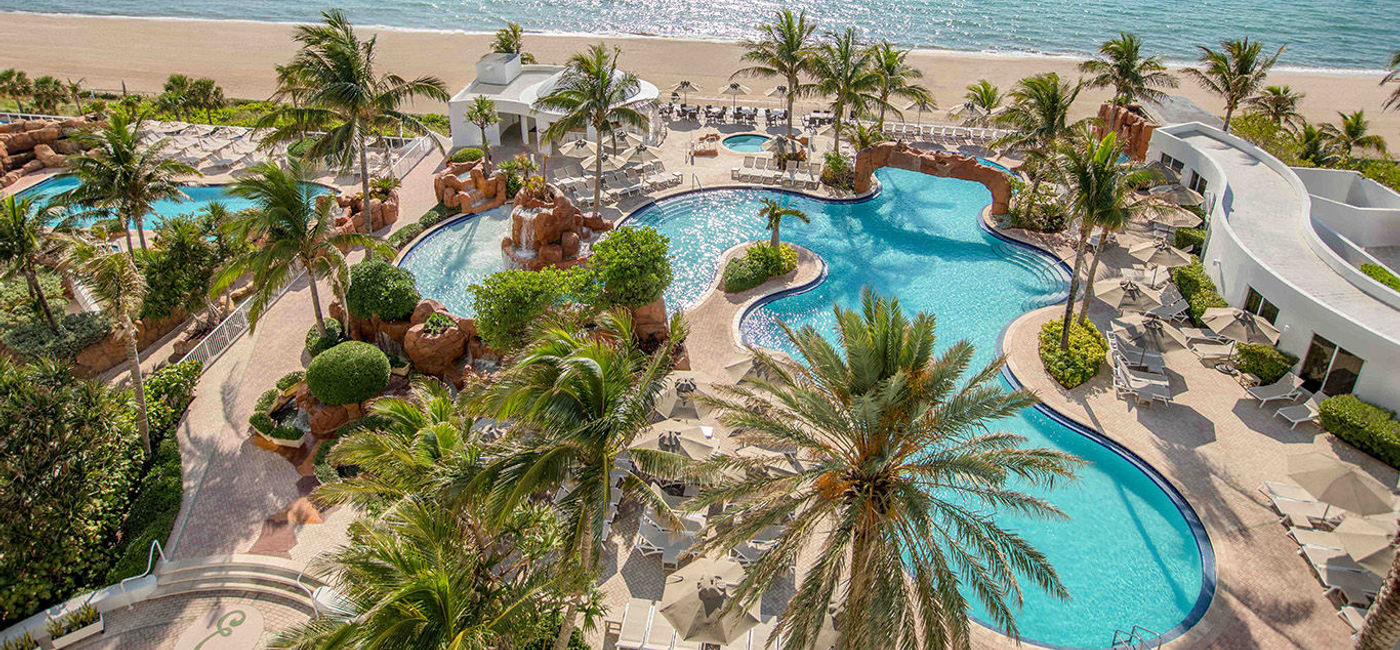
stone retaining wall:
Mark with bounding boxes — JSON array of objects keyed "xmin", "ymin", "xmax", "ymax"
[
  {"xmin": 853, "ymin": 141, "xmax": 1012, "ymax": 214},
  {"xmin": 0, "ymin": 116, "xmax": 102, "ymax": 188}
]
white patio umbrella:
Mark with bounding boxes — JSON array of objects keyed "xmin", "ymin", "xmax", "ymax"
[
  {"xmin": 555, "ymin": 138, "xmax": 594, "ymax": 158},
  {"xmin": 947, "ymin": 102, "xmax": 988, "ymax": 124},
  {"xmin": 633, "ymin": 420, "xmax": 716, "ymax": 461},
  {"xmin": 1128, "ymin": 240, "xmax": 1194, "ymax": 268},
  {"xmin": 1333, "ymin": 517, "xmax": 1398, "ymax": 575},
  {"xmin": 659, "ymin": 557, "xmax": 760, "ymax": 644},
  {"xmin": 1149, "ymin": 206, "xmax": 1204, "ymax": 229},
  {"xmin": 1111, "ymin": 313, "xmax": 1187, "ymax": 350},
  {"xmin": 672, "ymin": 80, "xmax": 702, "ymax": 105},
  {"xmin": 605, "ymin": 130, "xmax": 644, "ymax": 155},
  {"xmin": 722, "ymin": 352, "xmax": 764, "ymax": 384},
  {"xmin": 1093, "ymin": 277, "xmax": 1164, "ymax": 312},
  {"xmin": 1288, "ymin": 452, "xmax": 1394, "ymax": 518},
  {"xmin": 580, "ymin": 152, "xmax": 621, "ymax": 172},
  {"xmin": 767, "ymin": 85, "xmax": 790, "ymax": 99},
  {"xmin": 625, "ymin": 144, "xmax": 661, "ymax": 166},
  {"xmin": 1201, "ymin": 307, "xmax": 1281, "ymax": 345},
  {"xmin": 1150, "ymin": 183, "xmax": 1205, "ymax": 207},
  {"xmin": 720, "ymin": 82, "xmax": 751, "ymax": 109},
  {"xmin": 763, "ymin": 135, "xmax": 803, "ymax": 156}
]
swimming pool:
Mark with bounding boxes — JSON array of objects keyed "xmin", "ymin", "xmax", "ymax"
[
  {"xmin": 622, "ymin": 168, "xmax": 1212, "ymax": 649},
  {"xmin": 12, "ymin": 174, "xmax": 336, "ymax": 228},
  {"xmin": 396, "ymin": 206, "xmax": 513, "ymax": 318},
  {"xmin": 722, "ymin": 134, "xmax": 771, "ymax": 153},
  {"xmin": 978, "ymin": 157, "xmax": 1013, "ymax": 174}
]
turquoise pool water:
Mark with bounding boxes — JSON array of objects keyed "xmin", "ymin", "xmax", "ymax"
[
  {"xmin": 13, "ymin": 174, "xmax": 335, "ymax": 228},
  {"xmin": 396, "ymin": 206, "xmax": 513, "ymax": 318},
  {"xmin": 622, "ymin": 168, "xmax": 1209, "ymax": 648},
  {"xmin": 978, "ymin": 157, "xmax": 1013, "ymax": 174},
  {"xmin": 722, "ymin": 134, "xmax": 771, "ymax": 153}
]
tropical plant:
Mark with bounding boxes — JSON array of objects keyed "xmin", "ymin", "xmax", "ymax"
[
  {"xmin": 994, "ymin": 73, "xmax": 1084, "ymax": 206},
  {"xmin": 1323, "ymin": 110, "xmax": 1388, "ymax": 157},
  {"xmin": 1079, "ymin": 32, "xmax": 1177, "ymax": 112},
  {"xmin": 587, "ymin": 226, "xmax": 672, "ymax": 309},
  {"xmin": 1384, "ymin": 51, "xmax": 1400, "ymax": 112},
  {"xmin": 210, "ymin": 160, "xmax": 393, "ymax": 335},
  {"xmin": 271, "ymin": 63, "xmax": 312, "ymax": 110},
  {"xmin": 1184, "ymin": 38, "xmax": 1285, "ymax": 132},
  {"xmin": 28, "ymin": 76, "xmax": 66, "ymax": 115},
  {"xmin": 840, "ymin": 120, "xmax": 888, "ymax": 152},
  {"xmin": 258, "ymin": 10, "xmax": 449, "ymax": 240},
  {"xmin": 63, "ymin": 107, "xmax": 198, "ymax": 252},
  {"xmin": 157, "ymin": 74, "xmax": 194, "ymax": 121},
  {"xmin": 1360, "ymin": 552, "xmax": 1400, "ymax": 649},
  {"xmin": 689, "ymin": 289, "xmax": 1081, "ymax": 650},
  {"xmin": 732, "ymin": 9, "xmax": 817, "ymax": 137},
  {"xmin": 64, "ymin": 78, "xmax": 85, "ymax": 115},
  {"xmin": 757, "ymin": 197, "xmax": 809, "ymax": 249},
  {"xmin": 868, "ymin": 41, "xmax": 930, "ymax": 127},
  {"xmin": 468, "ymin": 310, "xmax": 689, "ymax": 650},
  {"xmin": 491, "ymin": 22, "xmax": 537, "ymax": 63},
  {"xmin": 305, "ymin": 340, "xmax": 390, "ymax": 406},
  {"xmin": 1297, "ymin": 122, "xmax": 1343, "ymax": 167},
  {"xmin": 0, "ymin": 68, "xmax": 32, "ymax": 113},
  {"xmin": 0, "ymin": 196, "xmax": 63, "ymax": 330},
  {"xmin": 139, "ymin": 214, "xmax": 219, "ymax": 321},
  {"xmin": 535, "ymin": 44, "xmax": 647, "ymax": 214},
  {"xmin": 808, "ymin": 28, "xmax": 885, "ymax": 153},
  {"xmin": 1246, "ymin": 85, "xmax": 1306, "ymax": 129},
  {"xmin": 464, "ymin": 95, "xmax": 501, "ymax": 171},
  {"xmin": 189, "ymin": 78, "xmax": 225, "ymax": 123}
]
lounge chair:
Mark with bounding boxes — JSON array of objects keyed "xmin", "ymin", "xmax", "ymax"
[
  {"xmin": 1259, "ymin": 480, "xmax": 1316, "ymax": 503},
  {"xmin": 1111, "ymin": 336, "xmax": 1167, "ymax": 374},
  {"xmin": 1288, "ymin": 527, "xmax": 1341, "ymax": 549},
  {"xmin": 1179, "ymin": 326, "xmax": 1225, "ymax": 343},
  {"xmin": 1276, "ymin": 392, "xmax": 1326, "ymax": 429},
  {"xmin": 1148, "ymin": 298, "xmax": 1189, "ymax": 321},
  {"xmin": 1190, "ymin": 340, "xmax": 1235, "ymax": 363},
  {"xmin": 1322, "ymin": 567, "xmax": 1382, "ymax": 607},
  {"xmin": 1274, "ymin": 498, "xmax": 1341, "ymax": 530},
  {"xmin": 1340, "ymin": 605, "xmax": 1368, "ymax": 632},
  {"xmin": 615, "ymin": 598, "xmax": 655, "ymax": 650},
  {"xmin": 1246, "ymin": 373, "xmax": 1305, "ymax": 408}
]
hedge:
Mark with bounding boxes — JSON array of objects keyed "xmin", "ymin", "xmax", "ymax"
[
  {"xmin": 1170, "ymin": 260, "xmax": 1228, "ymax": 327},
  {"xmin": 346, "ymin": 261, "xmax": 420, "ymax": 322},
  {"xmin": 277, "ymin": 370, "xmax": 306, "ymax": 391},
  {"xmin": 305, "ymin": 318, "xmax": 345, "ymax": 357},
  {"xmin": 722, "ymin": 244, "xmax": 797, "ymax": 293},
  {"xmin": 1174, "ymin": 228, "xmax": 1206, "ymax": 255},
  {"xmin": 1362, "ymin": 263, "xmax": 1400, "ymax": 293},
  {"xmin": 249, "ymin": 389, "xmax": 280, "ymax": 434},
  {"xmin": 1038, "ymin": 318, "xmax": 1108, "ymax": 388},
  {"xmin": 1233, "ymin": 344, "xmax": 1298, "ymax": 385},
  {"xmin": 389, "ymin": 222, "xmax": 426, "ymax": 250},
  {"xmin": 588, "ymin": 227, "xmax": 673, "ymax": 309},
  {"xmin": 1320, "ymin": 395, "xmax": 1400, "ymax": 469},
  {"xmin": 305, "ymin": 341, "xmax": 391, "ymax": 406},
  {"xmin": 450, "ymin": 147, "xmax": 484, "ymax": 163}
]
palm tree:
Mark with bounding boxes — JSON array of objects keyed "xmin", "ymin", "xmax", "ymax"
[
  {"xmin": 29, "ymin": 76, "xmax": 66, "ymax": 115},
  {"xmin": 0, "ymin": 68, "xmax": 33, "ymax": 113},
  {"xmin": 0, "ymin": 196, "xmax": 63, "ymax": 330},
  {"xmin": 64, "ymin": 108, "xmax": 197, "ymax": 252},
  {"xmin": 64, "ymin": 78, "xmax": 85, "ymax": 115},
  {"xmin": 271, "ymin": 63, "xmax": 312, "ymax": 110},
  {"xmin": 1359, "ymin": 553, "xmax": 1400, "ymax": 649},
  {"xmin": 868, "ymin": 41, "xmax": 930, "ymax": 127},
  {"xmin": 534, "ymin": 44, "xmax": 648, "ymax": 214},
  {"xmin": 464, "ymin": 95, "xmax": 501, "ymax": 172},
  {"xmin": 690, "ymin": 289, "xmax": 1081, "ymax": 650},
  {"xmin": 158, "ymin": 73, "xmax": 194, "ymax": 121},
  {"xmin": 841, "ymin": 119, "xmax": 888, "ymax": 151},
  {"xmin": 994, "ymin": 73, "xmax": 1084, "ymax": 208},
  {"xmin": 808, "ymin": 28, "xmax": 885, "ymax": 153},
  {"xmin": 61, "ymin": 236, "xmax": 152, "ymax": 454},
  {"xmin": 190, "ymin": 78, "xmax": 225, "ymax": 123},
  {"xmin": 1246, "ymin": 85, "xmax": 1306, "ymax": 129},
  {"xmin": 1064, "ymin": 133, "xmax": 1173, "ymax": 324},
  {"xmin": 757, "ymin": 197, "xmax": 809, "ymax": 249},
  {"xmin": 964, "ymin": 79, "xmax": 1003, "ymax": 126},
  {"xmin": 1384, "ymin": 51, "xmax": 1400, "ymax": 112},
  {"xmin": 1297, "ymin": 122, "xmax": 1343, "ymax": 167},
  {"xmin": 491, "ymin": 23, "xmax": 537, "ymax": 63},
  {"xmin": 468, "ymin": 310, "xmax": 689, "ymax": 650},
  {"xmin": 1079, "ymin": 32, "xmax": 1177, "ymax": 131},
  {"xmin": 732, "ymin": 9, "xmax": 818, "ymax": 137},
  {"xmin": 259, "ymin": 10, "xmax": 449, "ymax": 239},
  {"xmin": 1184, "ymin": 38, "xmax": 1284, "ymax": 132},
  {"xmin": 1323, "ymin": 110, "xmax": 1388, "ymax": 158},
  {"xmin": 210, "ymin": 160, "xmax": 392, "ymax": 335}
]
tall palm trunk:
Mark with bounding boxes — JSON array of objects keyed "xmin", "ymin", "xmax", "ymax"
[
  {"xmin": 786, "ymin": 74, "xmax": 797, "ymax": 137},
  {"xmin": 840, "ymin": 524, "xmax": 878, "ymax": 649},
  {"xmin": 552, "ymin": 521, "xmax": 593, "ymax": 650},
  {"xmin": 1059, "ymin": 222, "xmax": 1092, "ymax": 350},
  {"xmin": 1077, "ymin": 233, "xmax": 1107, "ymax": 323},
  {"xmin": 878, "ymin": 91, "xmax": 888, "ymax": 128},
  {"xmin": 133, "ymin": 208, "xmax": 148, "ymax": 250},
  {"xmin": 592, "ymin": 131, "xmax": 604, "ymax": 214},
  {"xmin": 24, "ymin": 262, "xmax": 58, "ymax": 331},
  {"xmin": 770, "ymin": 224, "xmax": 782, "ymax": 249},
  {"xmin": 306, "ymin": 266, "xmax": 327, "ymax": 336},
  {"xmin": 478, "ymin": 124, "xmax": 492, "ymax": 173},
  {"xmin": 1359, "ymin": 554, "xmax": 1400, "ymax": 649},
  {"xmin": 1222, "ymin": 102, "xmax": 1236, "ymax": 133},
  {"xmin": 121, "ymin": 215, "xmax": 136, "ymax": 257},
  {"xmin": 126, "ymin": 328, "xmax": 151, "ymax": 455}
]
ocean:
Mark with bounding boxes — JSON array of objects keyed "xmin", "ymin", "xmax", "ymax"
[{"xmin": 0, "ymin": 0, "xmax": 1391, "ymax": 72}]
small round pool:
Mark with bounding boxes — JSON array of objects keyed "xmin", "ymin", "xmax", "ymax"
[{"xmin": 722, "ymin": 134, "xmax": 771, "ymax": 153}]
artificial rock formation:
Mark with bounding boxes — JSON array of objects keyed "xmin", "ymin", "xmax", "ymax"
[
  {"xmin": 0, "ymin": 116, "xmax": 99, "ymax": 188},
  {"xmin": 71, "ymin": 310, "xmax": 189, "ymax": 378},
  {"xmin": 433, "ymin": 159, "xmax": 509, "ymax": 214},
  {"xmin": 1096, "ymin": 103, "xmax": 1156, "ymax": 162},
  {"xmin": 853, "ymin": 142, "xmax": 1012, "ymax": 214},
  {"xmin": 501, "ymin": 184, "xmax": 610, "ymax": 271},
  {"xmin": 320, "ymin": 189, "xmax": 400, "ymax": 236},
  {"xmin": 331, "ymin": 297, "xmax": 489, "ymax": 386}
]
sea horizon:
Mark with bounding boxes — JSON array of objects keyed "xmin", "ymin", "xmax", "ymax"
[{"xmin": 0, "ymin": 0, "xmax": 1391, "ymax": 75}]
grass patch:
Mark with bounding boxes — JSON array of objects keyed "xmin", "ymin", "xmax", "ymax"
[{"xmin": 1361, "ymin": 263, "xmax": 1400, "ymax": 293}]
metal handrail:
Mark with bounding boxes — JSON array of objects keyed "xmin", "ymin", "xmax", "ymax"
[
  {"xmin": 0, "ymin": 111, "xmax": 69, "ymax": 122},
  {"xmin": 178, "ymin": 267, "xmax": 304, "ymax": 369},
  {"xmin": 117, "ymin": 539, "xmax": 167, "ymax": 609},
  {"xmin": 1111, "ymin": 625, "xmax": 1161, "ymax": 650}
]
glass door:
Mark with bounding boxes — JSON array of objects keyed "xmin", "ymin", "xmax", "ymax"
[{"xmin": 1300, "ymin": 334, "xmax": 1364, "ymax": 395}]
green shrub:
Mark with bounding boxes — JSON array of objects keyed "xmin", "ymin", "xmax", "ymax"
[
  {"xmin": 1320, "ymin": 395, "xmax": 1400, "ymax": 468},
  {"xmin": 450, "ymin": 147, "xmax": 484, "ymax": 163},
  {"xmin": 313, "ymin": 438, "xmax": 344, "ymax": 484},
  {"xmin": 305, "ymin": 341, "xmax": 390, "ymax": 406},
  {"xmin": 820, "ymin": 152, "xmax": 854, "ymax": 190},
  {"xmin": 1170, "ymin": 260, "xmax": 1228, "ymax": 326},
  {"xmin": 1, "ymin": 312, "xmax": 111, "ymax": 362},
  {"xmin": 1362, "ymin": 263, "xmax": 1400, "ymax": 293},
  {"xmin": 1233, "ymin": 343, "xmax": 1298, "ymax": 385},
  {"xmin": 305, "ymin": 318, "xmax": 345, "ymax": 357},
  {"xmin": 722, "ymin": 244, "xmax": 798, "ymax": 293},
  {"xmin": 1174, "ymin": 227, "xmax": 1206, "ymax": 255},
  {"xmin": 265, "ymin": 425, "xmax": 304, "ymax": 442},
  {"xmin": 389, "ymin": 222, "xmax": 425, "ymax": 249},
  {"xmin": 46, "ymin": 604, "xmax": 99, "ymax": 638},
  {"xmin": 469, "ymin": 267, "xmax": 583, "ymax": 351},
  {"xmin": 1230, "ymin": 113, "xmax": 1303, "ymax": 165},
  {"xmin": 346, "ymin": 261, "xmax": 420, "ymax": 322},
  {"xmin": 1, "ymin": 632, "xmax": 36, "ymax": 650},
  {"xmin": 424, "ymin": 312, "xmax": 454, "ymax": 335},
  {"xmin": 588, "ymin": 227, "xmax": 673, "ymax": 309},
  {"xmin": 142, "ymin": 360, "xmax": 203, "ymax": 439},
  {"xmin": 249, "ymin": 388, "xmax": 279, "ymax": 434},
  {"xmin": 1038, "ymin": 319, "xmax": 1108, "ymax": 389},
  {"xmin": 418, "ymin": 203, "xmax": 456, "ymax": 228},
  {"xmin": 104, "ymin": 438, "xmax": 181, "ymax": 582},
  {"xmin": 276, "ymin": 371, "xmax": 306, "ymax": 391}
]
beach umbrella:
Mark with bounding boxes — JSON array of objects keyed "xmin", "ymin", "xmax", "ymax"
[
  {"xmin": 947, "ymin": 102, "xmax": 988, "ymax": 124},
  {"xmin": 605, "ymin": 130, "xmax": 644, "ymax": 155},
  {"xmin": 720, "ymin": 82, "xmax": 750, "ymax": 109},
  {"xmin": 659, "ymin": 557, "xmax": 760, "ymax": 644},
  {"xmin": 722, "ymin": 352, "xmax": 764, "ymax": 384},
  {"xmin": 1201, "ymin": 307, "xmax": 1281, "ymax": 345},
  {"xmin": 672, "ymin": 80, "xmax": 702, "ymax": 105},
  {"xmin": 626, "ymin": 144, "xmax": 661, "ymax": 165},
  {"xmin": 1149, "ymin": 206, "xmax": 1203, "ymax": 230},
  {"xmin": 1150, "ymin": 183, "xmax": 1205, "ymax": 207},
  {"xmin": 580, "ymin": 152, "xmax": 621, "ymax": 172},
  {"xmin": 762, "ymin": 135, "xmax": 803, "ymax": 156},
  {"xmin": 1126, "ymin": 264, "xmax": 1173, "ymax": 288},
  {"xmin": 555, "ymin": 138, "xmax": 594, "ymax": 158},
  {"xmin": 906, "ymin": 98, "xmax": 937, "ymax": 128},
  {"xmin": 634, "ymin": 420, "xmax": 716, "ymax": 461},
  {"xmin": 1145, "ymin": 160, "xmax": 1180, "ymax": 185},
  {"xmin": 1333, "ymin": 517, "xmax": 1398, "ymax": 575},
  {"xmin": 767, "ymin": 85, "xmax": 790, "ymax": 99},
  {"xmin": 1093, "ymin": 277, "xmax": 1163, "ymax": 312},
  {"xmin": 1112, "ymin": 314, "xmax": 1186, "ymax": 351},
  {"xmin": 1288, "ymin": 452, "xmax": 1394, "ymax": 517},
  {"xmin": 1128, "ymin": 240, "xmax": 1194, "ymax": 268}
]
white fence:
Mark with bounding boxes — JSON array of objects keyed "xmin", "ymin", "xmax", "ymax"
[
  {"xmin": 178, "ymin": 269, "xmax": 305, "ymax": 369},
  {"xmin": 385, "ymin": 134, "xmax": 435, "ymax": 180},
  {"xmin": 0, "ymin": 110, "xmax": 69, "ymax": 122}
]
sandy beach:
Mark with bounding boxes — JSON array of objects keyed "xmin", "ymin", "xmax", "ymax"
[{"xmin": 2, "ymin": 12, "xmax": 1398, "ymax": 137}]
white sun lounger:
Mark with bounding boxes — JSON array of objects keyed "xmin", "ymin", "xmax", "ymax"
[
  {"xmin": 1274, "ymin": 498, "xmax": 1341, "ymax": 530},
  {"xmin": 1288, "ymin": 527, "xmax": 1342, "ymax": 549},
  {"xmin": 1259, "ymin": 480, "xmax": 1316, "ymax": 503},
  {"xmin": 1190, "ymin": 340, "xmax": 1235, "ymax": 363},
  {"xmin": 1340, "ymin": 605, "xmax": 1368, "ymax": 631},
  {"xmin": 1276, "ymin": 392, "xmax": 1326, "ymax": 429},
  {"xmin": 1247, "ymin": 373, "xmax": 1305, "ymax": 408},
  {"xmin": 1323, "ymin": 568, "xmax": 1382, "ymax": 607},
  {"xmin": 1148, "ymin": 298, "xmax": 1189, "ymax": 321},
  {"xmin": 615, "ymin": 598, "xmax": 656, "ymax": 650}
]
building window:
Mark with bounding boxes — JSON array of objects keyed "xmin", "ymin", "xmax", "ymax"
[
  {"xmin": 1243, "ymin": 287, "xmax": 1280, "ymax": 324},
  {"xmin": 1188, "ymin": 170, "xmax": 1208, "ymax": 195},
  {"xmin": 1159, "ymin": 153, "xmax": 1184, "ymax": 174},
  {"xmin": 1300, "ymin": 334, "xmax": 1364, "ymax": 396}
]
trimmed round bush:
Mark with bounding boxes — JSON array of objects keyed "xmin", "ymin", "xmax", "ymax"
[
  {"xmin": 346, "ymin": 261, "xmax": 421, "ymax": 322},
  {"xmin": 588, "ymin": 227, "xmax": 672, "ymax": 309},
  {"xmin": 305, "ymin": 341, "xmax": 391, "ymax": 406},
  {"xmin": 450, "ymin": 147, "xmax": 484, "ymax": 163},
  {"xmin": 1038, "ymin": 318, "xmax": 1108, "ymax": 388},
  {"xmin": 304, "ymin": 318, "xmax": 345, "ymax": 357},
  {"xmin": 722, "ymin": 244, "xmax": 797, "ymax": 293}
]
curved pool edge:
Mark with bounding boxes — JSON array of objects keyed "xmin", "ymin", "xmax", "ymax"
[
  {"xmin": 616, "ymin": 182, "xmax": 881, "ymax": 231},
  {"xmin": 392, "ymin": 207, "xmax": 497, "ymax": 267}
]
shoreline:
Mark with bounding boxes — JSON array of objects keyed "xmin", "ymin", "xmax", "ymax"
[{"xmin": 1, "ymin": 12, "xmax": 1397, "ymax": 135}]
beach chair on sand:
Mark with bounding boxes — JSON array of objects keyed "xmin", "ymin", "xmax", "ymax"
[
  {"xmin": 1276, "ymin": 392, "xmax": 1326, "ymax": 429},
  {"xmin": 1246, "ymin": 373, "xmax": 1305, "ymax": 408}
]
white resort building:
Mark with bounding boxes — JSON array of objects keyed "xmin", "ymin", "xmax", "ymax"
[
  {"xmin": 1149, "ymin": 122, "xmax": 1400, "ymax": 410},
  {"xmin": 447, "ymin": 53, "xmax": 660, "ymax": 150}
]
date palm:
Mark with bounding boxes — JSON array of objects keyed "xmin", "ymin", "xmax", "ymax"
[
  {"xmin": 1384, "ymin": 51, "xmax": 1400, "ymax": 112},
  {"xmin": 758, "ymin": 197, "xmax": 809, "ymax": 249},
  {"xmin": 0, "ymin": 196, "xmax": 64, "ymax": 330},
  {"xmin": 1247, "ymin": 85, "xmax": 1305, "ymax": 129},
  {"xmin": 190, "ymin": 78, "xmax": 225, "ymax": 124},
  {"xmin": 690, "ymin": 289, "xmax": 1081, "ymax": 650},
  {"xmin": 1323, "ymin": 110, "xmax": 1387, "ymax": 158},
  {"xmin": 1360, "ymin": 552, "xmax": 1400, "ymax": 649},
  {"xmin": 809, "ymin": 28, "xmax": 886, "ymax": 153},
  {"xmin": 491, "ymin": 23, "xmax": 537, "ymax": 63},
  {"xmin": 868, "ymin": 41, "xmax": 930, "ymax": 127},
  {"xmin": 29, "ymin": 76, "xmax": 66, "ymax": 115},
  {"xmin": 535, "ymin": 44, "xmax": 648, "ymax": 214},
  {"xmin": 210, "ymin": 159, "xmax": 392, "ymax": 336},
  {"xmin": 467, "ymin": 310, "xmax": 689, "ymax": 650},
  {"xmin": 259, "ymin": 10, "xmax": 449, "ymax": 240},
  {"xmin": 733, "ymin": 9, "xmax": 817, "ymax": 137},
  {"xmin": 464, "ymin": 95, "xmax": 501, "ymax": 172},
  {"xmin": 1297, "ymin": 122, "xmax": 1342, "ymax": 167},
  {"xmin": 994, "ymin": 73, "xmax": 1084, "ymax": 208},
  {"xmin": 0, "ymin": 68, "xmax": 33, "ymax": 113},
  {"xmin": 64, "ymin": 108, "xmax": 197, "ymax": 252},
  {"xmin": 1079, "ymin": 32, "xmax": 1177, "ymax": 130},
  {"xmin": 1184, "ymin": 38, "xmax": 1284, "ymax": 133}
]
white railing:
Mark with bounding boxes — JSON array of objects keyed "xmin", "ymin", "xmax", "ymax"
[
  {"xmin": 178, "ymin": 269, "xmax": 305, "ymax": 369},
  {"xmin": 0, "ymin": 110, "xmax": 69, "ymax": 123},
  {"xmin": 385, "ymin": 134, "xmax": 434, "ymax": 180}
]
